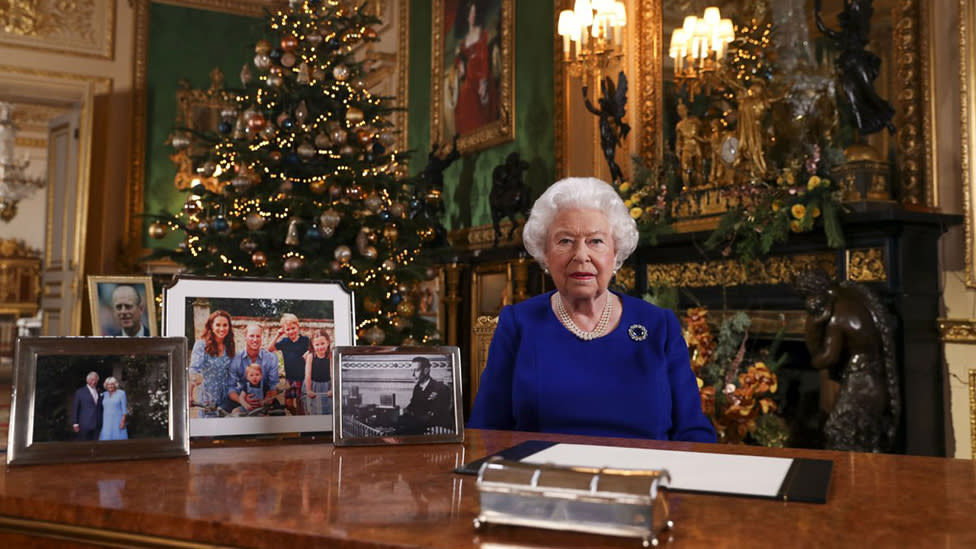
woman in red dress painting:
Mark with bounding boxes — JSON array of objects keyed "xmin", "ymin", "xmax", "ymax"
[{"xmin": 453, "ymin": 0, "xmax": 498, "ymax": 135}]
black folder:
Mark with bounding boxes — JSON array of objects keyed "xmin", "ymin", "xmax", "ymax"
[{"xmin": 455, "ymin": 440, "xmax": 833, "ymax": 504}]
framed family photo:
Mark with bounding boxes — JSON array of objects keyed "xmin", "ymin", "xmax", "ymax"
[
  {"xmin": 87, "ymin": 276, "xmax": 158, "ymax": 337},
  {"xmin": 333, "ymin": 346, "xmax": 463, "ymax": 446},
  {"xmin": 430, "ymin": 0, "xmax": 514, "ymax": 153},
  {"xmin": 7, "ymin": 337, "xmax": 189, "ymax": 466},
  {"xmin": 162, "ymin": 276, "xmax": 355, "ymax": 437}
]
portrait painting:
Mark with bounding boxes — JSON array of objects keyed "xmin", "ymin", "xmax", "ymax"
[
  {"xmin": 431, "ymin": 0, "xmax": 514, "ymax": 153},
  {"xmin": 333, "ymin": 345, "xmax": 463, "ymax": 446},
  {"xmin": 163, "ymin": 276, "xmax": 354, "ymax": 437},
  {"xmin": 7, "ymin": 337, "xmax": 188, "ymax": 466},
  {"xmin": 88, "ymin": 276, "xmax": 158, "ymax": 337}
]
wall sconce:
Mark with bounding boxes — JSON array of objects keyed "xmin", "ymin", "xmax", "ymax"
[
  {"xmin": 0, "ymin": 103, "xmax": 45, "ymax": 222},
  {"xmin": 668, "ymin": 7, "xmax": 734, "ymax": 87},
  {"xmin": 557, "ymin": 0, "xmax": 627, "ymax": 78}
]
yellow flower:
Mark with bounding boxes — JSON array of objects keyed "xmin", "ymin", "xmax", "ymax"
[
  {"xmin": 776, "ymin": 176, "xmax": 784, "ymax": 185},
  {"xmin": 624, "ymin": 199, "xmax": 632, "ymax": 208},
  {"xmin": 807, "ymin": 175, "xmax": 822, "ymax": 190},
  {"xmin": 619, "ymin": 182, "xmax": 631, "ymax": 193},
  {"xmin": 630, "ymin": 207, "xmax": 643, "ymax": 219},
  {"xmin": 811, "ymin": 206, "xmax": 821, "ymax": 218},
  {"xmin": 784, "ymin": 171, "xmax": 795, "ymax": 184},
  {"xmin": 789, "ymin": 220, "xmax": 802, "ymax": 232},
  {"xmin": 771, "ymin": 201, "xmax": 782, "ymax": 212},
  {"xmin": 790, "ymin": 203, "xmax": 806, "ymax": 219},
  {"xmin": 696, "ymin": 377, "xmax": 704, "ymax": 390}
]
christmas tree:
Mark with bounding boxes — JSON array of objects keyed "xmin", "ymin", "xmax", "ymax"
[{"xmin": 147, "ymin": 0, "xmax": 438, "ymax": 345}]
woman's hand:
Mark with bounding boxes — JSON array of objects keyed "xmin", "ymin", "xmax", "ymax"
[{"xmin": 119, "ymin": 419, "xmax": 126, "ymax": 430}]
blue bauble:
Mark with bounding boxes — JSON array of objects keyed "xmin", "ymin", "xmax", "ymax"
[
  {"xmin": 281, "ymin": 118, "xmax": 295, "ymax": 130},
  {"xmin": 284, "ymin": 152, "xmax": 301, "ymax": 166},
  {"xmin": 269, "ymin": 48, "xmax": 283, "ymax": 62},
  {"xmin": 305, "ymin": 226, "xmax": 322, "ymax": 241},
  {"xmin": 212, "ymin": 216, "xmax": 229, "ymax": 233},
  {"xmin": 372, "ymin": 142, "xmax": 385, "ymax": 155},
  {"xmin": 326, "ymin": 38, "xmax": 340, "ymax": 51},
  {"xmin": 390, "ymin": 293, "xmax": 403, "ymax": 306},
  {"xmin": 409, "ymin": 199, "xmax": 421, "ymax": 210},
  {"xmin": 379, "ymin": 210, "xmax": 391, "ymax": 222},
  {"xmin": 218, "ymin": 120, "xmax": 233, "ymax": 134}
]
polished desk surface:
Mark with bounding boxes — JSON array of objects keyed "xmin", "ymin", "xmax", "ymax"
[{"xmin": 0, "ymin": 429, "xmax": 973, "ymax": 548}]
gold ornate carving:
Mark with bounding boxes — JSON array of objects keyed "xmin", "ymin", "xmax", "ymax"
[
  {"xmin": 430, "ymin": 0, "xmax": 515, "ymax": 154},
  {"xmin": 895, "ymin": 0, "xmax": 925, "ymax": 206},
  {"xmin": 705, "ymin": 309, "xmax": 807, "ymax": 338},
  {"xmin": 962, "ymin": 0, "xmax": 976, "ymax": 287},
  {"xmin": 448, "ymin": 221, "xmax": 524, "ymax": 252},
  {"xmin": 646, "ymin": 253, "xmax": 836, "ymax": 288},
  {"xmin": 0, "ymin": 0, "xmax": 113, "ymax": 59},
  {"xmin": 938, "ymin": 319, "xmax": 976, "ymax": 343},
  {"xmin": 169, "ymin": 68, "xmax": 236, "ymax": 192},
  {"xmin": 471, "ymin": 314, "xmax": 499, "ymax": 408},
  {"xmin": 969, "ymin": 369, "xmax": 975, "ymax": 458},
  {"xmin": 846, "ymin": 248, "xmax": 887, "ymax": 282},
  {"xmin": 637, "ymin": 0, "xmax": 662, "ymax": 164},
  {"xmin": 394, "ymin": 0, "xmax": 409, "ymax": 154}
]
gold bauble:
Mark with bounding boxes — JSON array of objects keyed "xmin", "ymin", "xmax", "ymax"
[
  {"xmin": 254, "ymin": 39, "xmax": 271, "ymax": 54},
  {"xmin": 364, "ymin": 325, "xmax": 386, "ymax": 345},
  {"xmin": 345, "ymin": 107, "xmax": 364, "ymax": 124},
  {"xmin": 396, "ymin": 300, "xmax": 416, "ymax": 316},
  {"xmin": 363, "ymin": 246, "xmax": 377, "ymax": 259},
  {"xmin": 382, "ymin": 226, "xmax": 398, "ymax": 241},
  {"xmin": 251, "ymin": 250, "xmax": 268, "ymax": 267},
  {"xmin": 148, "ymin": 221, "xmax": 167, "ymax": 239},
  {"xmin": 310, "ymin": 179, "xmax": 328, "ymax": 194},
  {"xmin": 334, "ymin": 245, "xmax": 352, "ymax": 263}
]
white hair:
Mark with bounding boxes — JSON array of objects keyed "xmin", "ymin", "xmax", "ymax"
[
  {"xmin": 103, "ymin": 376, "xmax": 120, "ymax": 390},
  {"xmin": 522, "ymin": 177, "xmax": 638, "ymax": 270},
  {"xmin": 86, "ymin": 371, "xmax": 99, "ymax": 383}
]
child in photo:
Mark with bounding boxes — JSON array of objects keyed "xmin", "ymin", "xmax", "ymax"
[
  {"xmin": 269, "ymin": 313, "xmax": 310, "ymax": 415},
  {"xmin": 230, "ymin": 363, "xmax": 267, "ymax": 416},
  {"xmin": 304, "ymin": 328, "xmax": 333, "ymax": 415}
]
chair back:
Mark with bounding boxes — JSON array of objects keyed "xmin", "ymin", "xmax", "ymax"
[{"xmin": 470, "ymin": 315, "xmax": 499, "ymax": 409}]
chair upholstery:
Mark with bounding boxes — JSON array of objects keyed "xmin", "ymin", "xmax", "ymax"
[{"xmin": 470, "ymin": 315, "xmax": 499, "ymax": 409}]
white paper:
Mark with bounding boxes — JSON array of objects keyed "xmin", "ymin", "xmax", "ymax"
[{"xmin": 522, "ymin": 443, "xmax": 793, "ymax": 497}]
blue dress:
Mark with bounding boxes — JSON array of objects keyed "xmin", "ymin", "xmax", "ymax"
[
  {"xmin": 190, "ymin": 339, "xmax": 232, "ymax": 417},
  {"xmin": 99, "ymin": 390, "xmax": 128, "ymax": 440},
  {"xmin": 468, "ymin": 291, "xmax": 717, "ymax": 442}
]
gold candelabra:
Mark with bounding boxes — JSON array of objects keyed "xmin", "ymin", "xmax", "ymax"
[
  {"xmin": 557, "ymin": 0, "xmax": 627, "ymax": 79},
  {"xmin": 668, "ymin": 7, "xmax": 734, "ymax": 97}
]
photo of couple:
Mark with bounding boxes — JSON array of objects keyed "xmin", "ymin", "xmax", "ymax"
[{"xmin": 185, "ymin": 298, "xmax": 336, "ymax": 422}]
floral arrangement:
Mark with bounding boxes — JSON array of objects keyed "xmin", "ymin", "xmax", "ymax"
[{"xmin": 683, "ymin": 307, "xmax": 789, "ymax": 447}]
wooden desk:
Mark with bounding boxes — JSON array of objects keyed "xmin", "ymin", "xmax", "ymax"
[{"xmin": 0, "ymin": 429, "xmax": 973, "ymax": 548}]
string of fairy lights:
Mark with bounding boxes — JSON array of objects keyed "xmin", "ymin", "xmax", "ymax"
[{"xmin": 151, "ymin": 0, "xmax": 437, "ymax": 344}]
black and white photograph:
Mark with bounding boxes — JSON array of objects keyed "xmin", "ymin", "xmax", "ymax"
[
  {"xmin": 333, "ymin": 346, "xmax": 463, "ymax": 446},
  {"xmin": 163, "ymin": 276, "xmax": 355, "ymax": 437},
  {"xmin": 7, "ymin": 337, "xmax": 188, "ymax": 466}
]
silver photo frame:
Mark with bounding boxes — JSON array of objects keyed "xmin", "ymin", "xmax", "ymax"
[
  {"xmin": 163, "ymin": 275, "xmax": 355, "ymax": 438},
  {"xmin": 333, "ymin": 345, "xmax": 464, "ymax": 446},
  {"xmin": 7, "ymin": 337, "xmax": 189, "ymax": 466}
]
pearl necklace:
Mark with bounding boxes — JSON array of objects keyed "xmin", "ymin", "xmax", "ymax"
[{"xmin": 554, "ymin": 293, "xmax": 613, "ymax": 341}]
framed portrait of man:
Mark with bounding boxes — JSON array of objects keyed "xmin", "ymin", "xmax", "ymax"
[
  {"xmin": 87, "ymin": 276, "xmax": 158, "ymax": 337},
  {"xmin": 431, "ymin": 0, "xmax": 514, "ymax": 154}
]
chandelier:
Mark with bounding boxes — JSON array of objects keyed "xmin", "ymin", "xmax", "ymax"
[
  {"xmin": 557, "ymin": 0, "xmax": 627, "ymax": 78},
  {"xmin": 0, "ymin": 103, "xmax": 45, "ymax": 222},
  {"xmin": 668, "ymin": 7, "xmax": 735, "ymax": 90}
]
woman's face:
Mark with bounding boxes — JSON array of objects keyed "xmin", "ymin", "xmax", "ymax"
[
  {"xmin": 284, "ymin": 321, "xmax": 300, "ymax": 340},
  {"xmin": 106, "ymin": 381, "xmax": 117, "ymax": 393},
  {"xmin": 312, "ymin": 335, "xmax": 330, "ymax": 357},
  {"xmin": 467, "ymin": 3, "xmax": 476, "ymax": 27},
  {"xmin": 212, "ymin": 315, "xmax": 230, "ymax": 341},
  {"xmin": 544, "ymin": 208, "xmax": 616, "ymax": 301}
]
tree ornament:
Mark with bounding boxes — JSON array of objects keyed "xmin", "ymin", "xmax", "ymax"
[
  {"xmin": 401, "ymin": 337, "xmax": 418, "ymax": 346},
  {"xmin": 333, "ymin": 64, "xmax": 350, "ymax": 81},
  {"xmin": 363, "ymin": 27, "xmax": 377, "ymax": 40},
  {"xmin": 268, "ymin": 150, "xmax": 282, "ymax": 164},
  {"xmin": 297, "ymin": 141, "xmax": 316, "ymax": 159},
  {"xmin": 312, "ymin": 67, "xmax": 326, "ymax": 81},
  {"xmin": 197, "ymin": 160, "xmax": 216, "ymax": 177},
  {"xmin": 363, "ymin": 246, "xmax": 378, "ymax": 259},
  {"xmin": 285, "ymin": 218, "xmax": 301, "ymax": 246},
  {"xmin": 320, "ymin": 225, "xmax": 335, "ymax": 238},
  {"xmin": 382, "ymin": 225, "xmax": 398, "ymax": 242},
  {"xmin": 280, "ymin": 52, "xmax": 297, "ymax": 68},
  {"xmin": 325, "ymin": 37, "xmax": 340, "ymax": 51},
  {"xmin": 378, "ymin": 210, "xmax": 391, "ymax": 222},
  {"xmin": 364, "ymin": 325, "xmax": 386, "ymax": 344},
  {"xmin": 240, "ymin": 63, "xmax": 254, "ymax": 85},
  {"xmin": 346, "ymin": 184, "xmax": 363, "ymax": 199},
  {"xmin": 240, "ymin": 237, "xmax": 259, "ymax": 252},
  {"xmin": 254, "ymin": 39, "xmax": 271, "ymax": 54},
  {"xmin": 389, "ymin": 202, "xmax": 406, "ymax": 218},
  {"xmin": 212, "ymin": 215, "xmax": 229, "ymax": 233},
  {"xmin": 295, "ymin": 100, "xmax": 309, "ymax": 123},
  {"xmin": 244, "ymin": 211, "xmax": 265, "ymax": 230},
  {"xmin": 356, "ymin": 128, "xmax": 373, "ymax": 146},
  {"xmin": 328, "ymin": 184, "xmax": 343, "ymax": 199},
  {"xmin": 267, "ymin": 72, "xmax": 284, "ymax": 88},
  {"xmin": 309, "ymin": 179, "xmax": 328, "ymax": 194},
  {"xmin": 260, "ymin": 124, "xmax": 277, "ymax": 140},
  {"xmin": 269, "ymin": 48, "xmax": 283, "ymax": 63},
  {"xmin": 345, "ymin": 107, "xmax": 364, "ymax": 124},
  {"xmin": 329, "ymin": 260, "xmax": 342, "ymax": 272},
  {"xmin": 319, "ymin": 208, "xmax": 341, "ymax": 228},
  {"xmin": 183, "ymin": 201, "xmax": 200, "ymax": 215},
  {"xmin": 305, "ymin": 224, "xmax": 323, "ymax": 241},
  {"xmin": 378, "ymin": 131, "xmax": 396, "ymax": 146},
  {"xmin": 218, "ymin": 120, "xmax": 232, "ymax": 134},
  {"xmin": 148, "ymin": 221, "xmax": 167, "ymax": 239},
  {"xmin": 314, "ymin": 132, "xmax": 331, "ymax": 148},
  {"xmin": 334, "ymin": 245, "xmax": 352, "ymax": 263},
  {"xmin": 307, "ymin": 32, "xmax": 323, "ymax": 46},
  {"xmin": 283, "ymin": 255, "xmax": 304, "ymax": 273},
  {"xmin": 197, "ymin": 219, "xmax": 210, "ymax": 233},
  {"xmin": 339, "ymin": 144, "xmax": 355, "ymax": 156},
  {"xmin": 330, "ymin": 128, "xmax": 348, "ymax": 144},
  {"xmin": 396, "ymin": 300, "xmax": 416, "ymax": 316},
  {"xmin": 281, "ymin": 34, "xmax": 299, "ymax": 52},
  {"xmin": 297, "ymin": 62, "xmax": 310, "ymax": 84},
  {"xmin": 364, "ymin": 193, "xmax": 383, "ymax": 212},
  {"xmin": 246, "ymin": 112, "xmax": 267, "ymax": 132},
  {"xmin": 352, "ymin": 78, "xmax": 367, "ymax": 90},
  {"xmin": 254, "ymin": 53, "xmax": 271, "ymax": 71}
]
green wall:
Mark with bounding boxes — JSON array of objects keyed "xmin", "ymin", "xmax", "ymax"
[
  {"xmin": 143, "ymin": 3, "xmax": 266, "ymax": 249},
  {"xmin": 408, "ymin": 0, "xmax": 555, "ymax": 230}
]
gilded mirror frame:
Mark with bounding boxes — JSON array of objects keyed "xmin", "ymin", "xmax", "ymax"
[
  {"xmin": 628, "ymin": 0, "xmax": 933, "ymax": 207},
  {"xmin": 962, "ymin": 0, "xmax": 976, "ymax": 286}
]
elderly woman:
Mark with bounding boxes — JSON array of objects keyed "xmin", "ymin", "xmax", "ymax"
[
  {"xmin": 189, "ymin": 310, "xmax": 235, "ymax": 417},
  {"xmin": 468, "ymin": 177, "xmax": 716, "ymax": 442},
  {"xmin": 99, "ymin": 377, "xmax": 128, "ymax": 440}
]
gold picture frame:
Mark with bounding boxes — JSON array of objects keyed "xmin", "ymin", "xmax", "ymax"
[
  {"xmin": 962, "ymin": 0, "xmax": 976, "ymax": 286},
  {"xmin": 630, "ymin": 0, "xmax": 933, "ymax": 207},
  {"xmin": 430, "ymin": 0, "xmax": 515, "ymax": 154},
  {"xmin": 7, "ymin": 336, "xmax": 189, "ymax": 466},
  {"xmin": 87, "ymin": 276, "xmax": 158, "ymax": 337}
]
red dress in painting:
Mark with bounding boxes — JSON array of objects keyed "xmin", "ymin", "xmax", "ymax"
[{"xmin": 454, "ymin": 29, "xmax": 497, "ymax": 135}]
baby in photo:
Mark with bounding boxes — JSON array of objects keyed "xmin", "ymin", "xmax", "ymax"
[{"xmin": 232, "ymin": 363, "xmax": 268, "ymax": 416}]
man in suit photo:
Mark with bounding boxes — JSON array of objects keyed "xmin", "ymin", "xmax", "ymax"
[
  {"xmin": 399, "ymin": 357, "xmax": 453, "ymax": 435},
  {"xmin": 72, "ymin": 371, "xmax": 102, "ymax": 440}
]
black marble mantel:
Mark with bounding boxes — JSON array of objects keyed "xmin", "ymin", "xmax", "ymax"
[{"xmin": 629, "ymin": 205, "xmax": 962, "ymax": 457}]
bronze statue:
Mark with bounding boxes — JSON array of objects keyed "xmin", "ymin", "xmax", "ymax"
[
  {"xmin": 582, "ymin": 71, "xmax": 630, "ymax": 185},
  {"xmin": 814, "ymin": 0, "xmax": 895, "ymax": 135},
  {"xmin": 674, "ymin": 101, "xmax": 704, "ymax": 189},
  {"xmin": 794, "ymin": 269, "xmax": 900, "ymax": 452},
  {"xmin": 412, "ymin": 134, "xmax": 460, "ymax": 246},
  {"xmin": 489, "ymin": 151, "xmax": 531, "ymax": 246}
]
